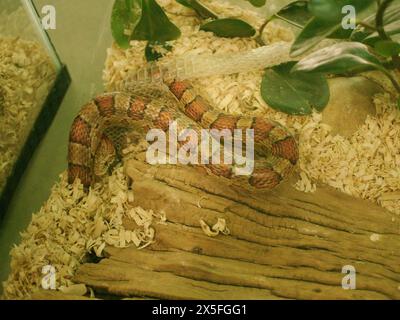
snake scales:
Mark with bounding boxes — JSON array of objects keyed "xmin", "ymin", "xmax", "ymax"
[{"xmin": 68, "ymin": 44, "xmax": 302, "ymax": 191}]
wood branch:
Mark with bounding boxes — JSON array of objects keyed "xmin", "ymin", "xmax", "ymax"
[{"xmin": 73, "ymin": 158, "xmax": 400, "ymax": 300}]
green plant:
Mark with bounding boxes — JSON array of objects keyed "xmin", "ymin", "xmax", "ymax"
[
  {"xmin": 260, "ymin": 0, "xmax": 400, "ymax": 114},
  {"xmin": 110, "ymin": 0, "xmax": 400, "ymax": 114},
  {"xmin": 261, "ymin": 61, "xmax": 329, "ymax": 115},
  {"xmin": 111, "ymin": 0, "xmax": 265, "ymax": 61},
  {"xmin": 111, "ymin": 0, "xmax": 181, "ymax": 49}
]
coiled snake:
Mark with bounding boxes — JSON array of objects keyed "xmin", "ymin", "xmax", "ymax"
[{"xmin": 68, "ymin": 43, "xmax": 302, "ymax": 190}]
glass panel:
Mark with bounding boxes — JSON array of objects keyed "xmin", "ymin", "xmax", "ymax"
[{"xmin": 0, "ymin": 0, "xmax": 62, "ymax": 194}]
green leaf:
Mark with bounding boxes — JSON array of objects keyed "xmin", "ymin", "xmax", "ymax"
[
  {"xmin": 351, "ymin": 3, "xmax": 400, "ymax": 42},
  {"xmin": 363, "ymin": 20, "xmax": 400, "ymax": 46},
  {"xmin": 111, "ymin": 0, "xmax": 142, "ymax": 49},
  {"xmin": 363, "ymin": 3, "xmax": 400, "ymax": 26},
  {"xmin": 374, "ymin": 40, "xmax": 400, "ymax": 57},
  {"xmin": 145, "ymin": 41, "xmax": 172, "ymax": 62},
  {"xmin": 292, "ymin": 42, "xmax": 386, "ymax": 75},
  {"xmin": 397, "ymin": 97, "xmax": 400, "ymax": 110},
  {"xmin": 245, "ymin": 0, "xmax": 266, "ymax": 7},
  {"xmin": 175, "ymin": 0, "xmax": 191, "ymax": 7},
  {"xmin": 291, "ymin": 18, "xmax": 341, "ymax": 57},
  {"xmin": 293, "ymin": 42, "xmax": 400, "ymax": 94},
  {"xmin": 133, "ymin": 0, "xmax": 181, "ymax": 42},
  {"xmin": 176, "ymin": 0, "xmax": 218, "ymax": 19},
  {"xmin": 291, "ymin": 0, "xmax": 374, "ymax": 56},
  {"xmin": 274, "ymin": 1, "xmax": 312, "ymax": 27},
  {"xmin": 261, "ymin": 62, "xmax": 330, "ymax": 115},
  {"xmin": 200, "ymin": 18, "xmax": 256, "ymax": 38},
  {"xmin": 308, "ymin": 0, "xmax": 342, "ymax": 22}
]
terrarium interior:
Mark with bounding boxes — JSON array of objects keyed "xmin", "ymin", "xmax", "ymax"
[
  {"xmin": 1, "ymin": 0, "xmax": 400, "ymax": 300},
  {"xmin": 0, "ymin": 0, "xmax": 68, "ymax": 213}
]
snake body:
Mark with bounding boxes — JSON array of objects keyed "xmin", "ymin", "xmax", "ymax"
[
  {"xmin": 66, "ymin": 39, "xmax": 342, "ymax": 190},
  {"xmin": 68, "ymin": 76, "xmax": 299, "ymax": 190}
]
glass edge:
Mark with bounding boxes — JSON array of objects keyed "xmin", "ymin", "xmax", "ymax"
[{"xmin": 21, "ymin": 0, "xmax": 63, "ymax": 71}]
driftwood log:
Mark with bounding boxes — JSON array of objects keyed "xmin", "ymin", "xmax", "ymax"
[{"xmin": 72, "ymin": 157, "xmax": 400, "ymax": 300}]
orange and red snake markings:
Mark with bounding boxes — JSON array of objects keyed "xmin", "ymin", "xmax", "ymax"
[
  {"xmin": 67, "ymin": 81, "xmax": 300, "ymax": 190},
  {"xmin": 68, "ymin": 111, "xmax": 93, "ymax": 187},
  {"xmin": 153, "ymin": 109, "xmax": 175, "ymax": 132},
  {"xmin": 128, "ymin": 98, "xmax": 147, "ymax": 120},
  {"xmin": 208, "ymin": 164, "xmax": 233, "ymax": 179},
  {"xmin": 94, "ymin": 95, "xmax": 115, "ymax": 118},
  {"xmin": 249, "ymin": 168, "xmax": 282, "ymax": 189},
  {"xmin": 271, "ymin": 137, "xmax": 299, "ymax": 165},
  {"xmin": 69, "ymin": 117, "xmax": 91, "ymax": 147},
  {"xmin": 185, "ymin": 96, "xmax": 209, "ymax": 122},
  {"xmin": 211, "ymin": 114, "xmax": 238, "ymax": 132},
  {"xmin": 168, "ymin": 80, "xmax": 192, "ymax": 100},
  {"xmin": 252, "ymin": 118, "xmax": 275, "ymax": 142},
  {"xmin": 98, "ymin": 134, "xmax": 115, "ymax": 154},
  {"xmin": 68, "ymin": 164, "xmax": 91, "ymax": 188}
]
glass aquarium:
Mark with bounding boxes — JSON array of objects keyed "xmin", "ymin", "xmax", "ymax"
[{"xmin": 0, "ymin": 0, "xmax": 70, "ymax": 217}]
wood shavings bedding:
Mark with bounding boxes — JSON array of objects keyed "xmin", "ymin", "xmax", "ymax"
[
  {"xmin": 0, "ymin": 37, "xmax": 56, "ymax": 193},
  {"xmin": 200, "ymin": 218, "xmax": 230, "ymax": 237},
  {"xmin": 2, "ymin": 166, "xmax": 165, "ymax": 299},
  {"xmin": 296, "ymin": 93, "xmax": 400, "ymax": 210},
  {"xmin": 0, "ymin": 5, "xmax": 36, "ymax": 39},
  {"xmin": 3, "ymin": 0, "xmax": 400, "ymax": 299}
]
